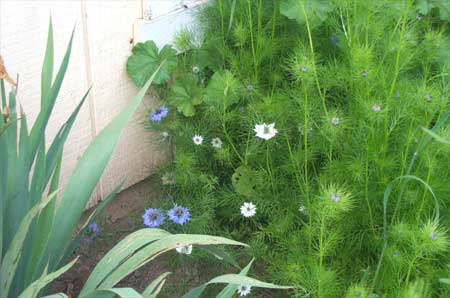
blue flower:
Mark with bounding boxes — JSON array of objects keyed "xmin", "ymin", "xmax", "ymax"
[
  {"xmin": 150, "ymin": 106, "xmax": 169, "ymax": 122},
  {"xmin": 330, "ymin": 34, "xmax": 337, "ymax": 45},
  {"xmin": 84, "ymin": 221, "xmax": 100, "ymax": 244},
  {"xmin": 167, "ymin": 204, "xmax": 190, "ymax": 225},
  {"xmin": 142, "ymin": 208, "xmax": 165, "ymax": 227}
]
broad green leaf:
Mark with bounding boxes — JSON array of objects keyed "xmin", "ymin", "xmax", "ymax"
[
  {"xmin": 168, "ymin": 74, "xmax": 203, "ymax": 117},
  {"xmin": 142, "ymin": 272, "xmax": 171, "ymax": 298},
  {"xmin": 204, "ymin": 70, "xmax": 240, "ymax": 109},
  {"xmin": 45, "ymin": 62, "xmax": 165, "ymax": 272},
  {"xmin": 126, "ymin": 40, "xmax": 177, "ymax": 87},
  {"xmin": 97, "ymin": 234, "xmax": 247, "ymax": 290},
  {"xmin": 18, "ymin": 258, "xmax": 78, "ymax": 298},
  {"xmin": 79, "ymin": 229, "xmax": 170, "ymax": 296},
  {"xmin": 436, "ymin": 0, "xmax": 450, "ymax": 21},
  {"xmin": 231, "ymin": 165, "xmax": 259, "ymax": 197},
  {"xmin": 280, "ymin": 0, "xmax": 334, "ymax": 25},
  {"xmin": 0, "ymin": 192, "xmax": 57, "ymax": 298},
  {"xmin": 216, "ymin": 259, "xmax": 254, "ymax": 298}
]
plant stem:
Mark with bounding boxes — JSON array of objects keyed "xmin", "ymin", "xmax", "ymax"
[
  {"xmin": 246, "ymin": 0, "xmax": 258, "ymax": 80},
  {"xmin": 266, "ymin": 143, "xmax": 276, "ymax": 194},
  {"xmin": 365, "ymin": 139, "xmax": 376, "ymax": 236},
  {"xmin": 318, "ymin": 212, "xmax": 326, "ymax": 298},
  {"xmin": 301, "ymin": 3, "xmax": 328, "ymax": 116}
]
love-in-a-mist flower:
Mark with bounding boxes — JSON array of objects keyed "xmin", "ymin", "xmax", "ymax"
[
  {"xmin": 299, "ymin": 205, "xmax": 307, "ymax": 214},
  {"xmin": 192, "ymin": 65, "xmax": 200, "ymax": 74},
  {"xmin": 330, "ymin": 192, "xmax": 341, "ymax": 202},
  {"xmin": 254, "ymin": 123, "xmax": 277, "ymax": 140},
  {"xmin": 176, "ymin": 244, "xmax": 193, "ymax": 255},
  {"xmin": 330, "ymin": 34, "xmax": 338, "ymax": 45},
  {"xmin": 142, "ymin": 208, "xmax": 165, "ymax": 227},
  {"xmin": 168, "ymin": 204, "xmax": 190, "ymax": 225},
  {"xmin": 331, "ymin": 117, "xmax": 340, "ymax": 126},
  {"xmin": 372, "ymin": 104, "xmax": 381, "ymax": 113},
  {"xmin": 300, "ymin": 65, "xmax": 307, "ymax": 72},
  {"xmin": 162, "ymin": 131, "xmax": 169, "ymax": 138},
  {"xmin": 192, "ymin": 134, "xmax": 203, "ymax": 145},
  {"xmin": 425, "ymin": 93, "xmax": 433, "ymax": 102},
  {"xmin": 361, "ymin": 70, "xmax": 368, "ymax": 77},
  {"xmin": 150, "ymin": 106, "xmax": 169, "ymax": 122},
  {"xmin": 211, "ymin": 137, "xmax": 223, "ymax": 148},
  {"xmin": 237, "ymin": 285, "xmax": 252, "ymax": 296},
  {"xmin": 246, "ymin": 84, "xmax": 254, "ymax": 92},
  {"xmin": 161, "ymin": 172, "xmax": 175, "ymax": 185},
  {"xmin": 84, "ymin": 221, "xmax": 100, "ymax": 244},
  {"xmin": 240, "ymin": 202, "xmax": 256, "ymax": 218}
]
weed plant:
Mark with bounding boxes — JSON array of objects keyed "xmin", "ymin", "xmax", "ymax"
[{"xmin": 127, "ymin": 0, "xmax": 450, "ymax": 297}]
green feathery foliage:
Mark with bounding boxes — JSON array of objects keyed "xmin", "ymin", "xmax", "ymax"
[{"xmin": 127, "ymin": 0, "xmax": 450, "ymax": 296}]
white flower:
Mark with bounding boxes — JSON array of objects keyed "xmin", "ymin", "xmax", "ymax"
[
  {"xmin": 371, "ymin": 104, "xmax": 381, "ymax": 113},
  {"xmin": 162, "ymin": 131, "xmax": 169, "ymax": 138},
  {"xmin": 254, "ymin": 123, "xmax": 277, "ymax": 140},
  {"xmin": 299, "ymin": 205, "xmax": 307, "ymax": 214},
  {"xmin": 211, "ymin": 137, "xmax": 223, "ymax": 148},
  {"xmin": 331, "ymin": 117, "xmax": 340, "ymax": 126},
  {"xmin": 300, "ymin": 65, "xmax": 307, "ymax": 72},
  {"xmin": 246, "ymin": 84, "xmax": 254, "ymax": 92},
  {"xmin": 237, "ymin": 285, "xmax": 252, "ymax": 296},
  {"xmin": 330, "ymin": 192, "xmax": 341, "ymax": 202},
  {"xmin": 192, "ymin": 65, "xmax": 200, "ymax": 74},
  {"xmin": 240, "ymin": 202, "xmax": 256, "ymax": 218},
  {"xmin": 425, "ymin": 93, "xmax": 433, "ymax": 102},
  {"xmin": 161, "ymin": 172, "xmax": 175, "ymax": 185},
  {"xmin": 176, "ymin": 245, "xmax": 193, "ymax": 255},
  {"xmin": 192, "ymin": 134, "xmax": 203, "ymax": 145},
  {"xmin": 430, "ymin": 231, "xmax": 438, "ymax": 241}
]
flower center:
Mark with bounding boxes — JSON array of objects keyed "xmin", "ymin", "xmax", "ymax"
[
  {"xmin": 264, "ymin": 126, "xmax": 270, "ymax": 134},
  {"xmin": 151, "ymin": 213, "xmax": 159, "ymax": 220},
  {"xmin": 176, "ymin": 209, "xmax": 183, "ymax": 216}
]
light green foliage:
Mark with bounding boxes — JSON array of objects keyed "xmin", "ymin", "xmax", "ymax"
[
  {"xmin": 126, "ymin": 40, "xmax": 177, "ymax": 86},
  {"xmin": 280, "ymin": 0, "xmax": 335, "ymax": 26},
  {"xmin": 168, "ymin": 74, "xmax": 203, "ymax": 117},
  {"xmin": 204, "ymin": 70, "xmax": 241, "ymax": 109},
  {"xmin": 129, "ymin": 0, "xmax": 450, "ymax": 297}
]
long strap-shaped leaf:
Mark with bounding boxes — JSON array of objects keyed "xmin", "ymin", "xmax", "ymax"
[
  {"xmin": 18, "ymin": 258, "xmax": 77, "ymax": 298},
  {"xmin": 142, "ymin": 272, "xmax": 171, "ymax": 298},
  {"xmin": 79, "ymin": 229, "xmax": 171, "ymax": 296},
  {"xmin": 97, "ymin": 234, "xmax": 247, "ymax": 291},
  {"xmin": 181, "ymin": 272, "xmax": 293, "ymax": 298},
  {"xmin": 0, "ymin": 191, "xmax": 57, "ymax": 298},
  {"xmin": 216, "ymin": 259, "xmax": 254, "ymax": 298},
  {"xmin": 29, "ymin": 26, "xmax": 73, "ymax": 162},
  {"xmin": 45, "ymin": 62, "xmax": 165, "ymax": 272},
  {"xmin": 25, "ymin": 91, "xmax": 90, "ymax": 285}
]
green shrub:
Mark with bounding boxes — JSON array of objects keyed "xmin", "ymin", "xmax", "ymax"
[{"xmin": 128, "ymin": 0, "xmax": 450, "ymax": 297}]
